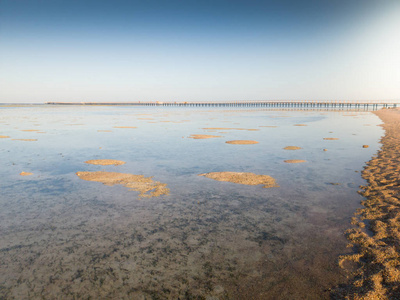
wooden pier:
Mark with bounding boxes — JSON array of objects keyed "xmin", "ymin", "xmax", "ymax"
[{"xmin": 46, "ymin": 100, "xmax": 398, "ymax": 109}]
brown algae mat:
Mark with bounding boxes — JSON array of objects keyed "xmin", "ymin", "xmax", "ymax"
[
  {"xmin": 199, "ymin": 172, "xmax": 279, "ymax": 188},
  {"xmin": 188, "ymin": 134, "xmax": 222, "ymax": 139},
  {"xmin": 225, "ymin": 140, "xmax": 259, "ymax": 145},
  {"xmin": 284, "ymin": 146, "xmax": 302, "ymax": 150},
  {"xmin": 85, "ymin": 159, "xmax": 126, "ymax": 166},
  {"xmin": 284, "ymin": 160, "xmax": 306, "ymax": 163},
  {"xmin": 332, "ymin": 108, "xmax": 400, "ymax": 299},
  {"xmin": 76, "ymin": 171, "xmax": 169, "ymax": 198}
]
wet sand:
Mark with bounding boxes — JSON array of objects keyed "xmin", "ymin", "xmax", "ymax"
[{"xmin": 333, "ymin": 108, "xmax": 400, "ymax": 299}]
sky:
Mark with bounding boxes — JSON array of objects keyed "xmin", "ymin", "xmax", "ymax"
[{"xmin": 0, "ymin": 0, "xmax": 400, "ymax": 103}]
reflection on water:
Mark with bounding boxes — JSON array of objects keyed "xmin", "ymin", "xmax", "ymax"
[{"xmin": 0, "ymin": 106, "xmax": 383, "ymax": 299}]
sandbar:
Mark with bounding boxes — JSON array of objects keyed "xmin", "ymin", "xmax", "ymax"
[
  {"xmin": 225, "ymin": 140, "xmax": 259, "ymax": 145},
  {"xmin": 294, "ymin": 124, "xmax": 307, "ymax": 126},
  {"xmin": 0, "ymin": 135, "xmax": 10, "ymax": 138},
  {"xmin": 188, "ymin": 134, "xmax": 222, "ymax": 139},
  {"xmin": 323, "ymin": 138, "xmax": 339, "ymax": 140},
  {"xmin": 199, "ymin": 172, "xmax": 279, "ymax": 188},
  {"xmin": 85, "ymin": 159, "xmax": 126, "ymax": 166},
  {"xmin": 76, "ymin": 171, "xmax": 169, "ymax": 198},
  {"xmin": 333, "ymin": 108, "xmax": 400, "ymax": 299},
  {"xmin": 113, "ymin": 126, "xmax": 137, "ymax": 128},
  {"xmin": 284, "ymin": 146, "xmax": 302, "ymax": 150}
]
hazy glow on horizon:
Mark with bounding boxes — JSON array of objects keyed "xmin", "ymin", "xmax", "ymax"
[{"xmin": 0, "ymin": 0, "xmax": 399, "ymax": 103}]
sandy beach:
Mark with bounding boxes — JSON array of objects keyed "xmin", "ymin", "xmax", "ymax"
[{"xmin": 333, "ymin": 108, "xmax": 400, "ymax": 299}]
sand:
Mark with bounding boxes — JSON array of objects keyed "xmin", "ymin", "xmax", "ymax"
[
  {"xmin": 284, "ymin": 146, "xmax": 302, "ymax": 150},
  {"xmin": 85, "ymin": 159, "xmax": 126, "ymax": 166},
  {"xmin": 76, "ymin": 171, "xmax": 169, "ymax": 198},
  {"xmin": 333, "ymin": 108, "xmax": 400, "ymax": 299},
  {"xmin": 324, "ymin": 138, "xmax": 339, "ymax": 140},
  {"xmin": 20, "ymin": 172, "xmax": 33, "ymax": 176},
  {"xmin": 284, "ymin": 160, "xmax": 306, "ymax": 163},
  {"xmin": 294, "ymin": 124, "xmax": 307, "ymax": 126},
  {"xmin": 225, "ymin": 140, "xmax": 259, "ymax": 145},
  {"xmin": 188, "ymin": 134, "xmax": 222, "ymax": 139},
  {"xmin": 0, "ymin": 135, "xmax": 10, "ymax": 138},
  {"xmin": 199, "ymin": 172, "xmax": 279, "ymax": 188},
  {"xmin": 21, "ymin": 129, "xmax": 40, "ymax": 132}
]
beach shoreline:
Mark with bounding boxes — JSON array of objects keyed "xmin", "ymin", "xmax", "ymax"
[{"xmin": 333, "ymin": 108, "xmax": 400, "ymax": 299}]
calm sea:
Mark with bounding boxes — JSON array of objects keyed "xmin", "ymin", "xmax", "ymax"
[{"xmin": 0, "ymin": 105, "xmax": 383, "ymax": 299}]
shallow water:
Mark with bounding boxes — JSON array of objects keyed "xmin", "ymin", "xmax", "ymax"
[{"xmin": 0, "ymin": 105, "xmax": 383, "ymax": 299}]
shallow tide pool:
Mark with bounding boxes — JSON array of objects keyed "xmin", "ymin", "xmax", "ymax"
[{"xmin": 0, "ymin": 105, "xmax": 384, "ymax": 299}]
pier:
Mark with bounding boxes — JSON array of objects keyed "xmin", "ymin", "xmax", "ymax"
[{"xmin": 46, "ymin": 100, "xmax": 398, "ymax": 109}]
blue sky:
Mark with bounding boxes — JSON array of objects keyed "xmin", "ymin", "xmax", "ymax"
[{"xmin": 1, "ymin": 0, "xmax": 399, "ymax": 103}]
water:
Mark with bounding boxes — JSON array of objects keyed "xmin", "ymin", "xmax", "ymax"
[{"xmin": 0, "ymin": 105, "xmax": 383, "ymax": 299}]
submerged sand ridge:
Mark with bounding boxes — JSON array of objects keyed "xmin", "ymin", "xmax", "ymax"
[
  {"xmin": 76, "ymin": 171, "xmax": 169, "ymax": 198},
  {"xmin": 199, "ymin": 172, "xmax": 279, "ymax": 188},
  {"xmin": 333, "ymin": 108, "xmax": 400, "ymax": 299}
]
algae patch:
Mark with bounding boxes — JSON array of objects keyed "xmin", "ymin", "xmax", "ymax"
[
  {"xmin": 225, "ymin": 140, "xmax": 259, "ymax": 145},
  {"xmin": 199, "ymin": 172, "xmax": 279, "ymax": 188},
  {"xmin": 283, "ymin": 146, "xmax": 302, "ymax": 150},
  {"xmin": 76, "ymin": 171, "xmax": 169, "ymax": 198},
  {"xmin": 20, "ymin": 172, "xmax": 33, "ymax": 176},
  {"xmin": 188, "ymin": 134, "xmax": 222, "ymax": 139},
  {"xmin": 284, "ymin": 160, "xmax": 306, "ymax": 163},
  {"xmin": 85, "ymin": 159, "xmax": 126, "ymax": 166}
]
